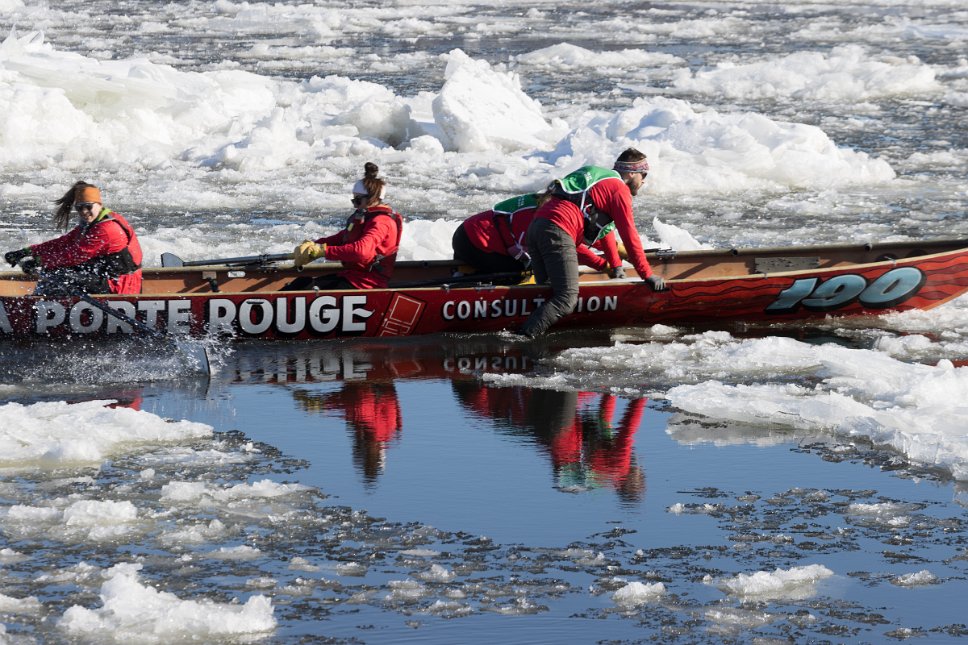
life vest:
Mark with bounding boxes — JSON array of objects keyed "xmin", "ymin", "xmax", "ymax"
[
  {"xmin": 343, "ymin": 205, "xmax": 403, "ymax": 275},
  {"xmin": 548, "ymin": 166, "xmax": 619, "ymax": 245},
  {"xmin": 73, "ymin": 210, "xmax": 141, "ymax": 280},
  {"xmin": 491, "ymin": 193, "xmax": 539, "ymax": 248}
]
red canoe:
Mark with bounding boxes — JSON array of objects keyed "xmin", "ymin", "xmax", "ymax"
[{"xmin": 2, "ymin": 238, "xmax": 967, "ymax": 340}]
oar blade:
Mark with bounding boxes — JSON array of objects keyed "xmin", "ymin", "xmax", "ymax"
[
  {"xmin": 160, "ymin": 252, "xmax": 184, "ymax": 268},
  {"xmin": 175, "ymin": 339, "xmax": 214, "ymax": 376}
]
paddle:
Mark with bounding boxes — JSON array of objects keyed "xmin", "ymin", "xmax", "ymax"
[
  {"xmin": 161, "ymin": 252, "xmax": 293, "ymax": 268},
  {"xmin": 75, "ymin": 291, "xmax": 213, "ymax": 375}
]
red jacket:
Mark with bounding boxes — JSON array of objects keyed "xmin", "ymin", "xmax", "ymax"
[
  {"xmin": 463, "ymin": 208, "xmax": 620, "ymax": 271},
  {"xmin": 30, "ymin": 210, "xmax": 143, "ymax": 294},
  {"xmin": 318, "ymin": 205, "xmax": 403, "ymax": 289},
  {"xmin": 534, "ymin": 176, "xmax": 653, "ymax": 278}
]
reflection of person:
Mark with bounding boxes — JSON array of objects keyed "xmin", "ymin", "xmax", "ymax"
[
  {"xmin": 452, "ymin": 380, "xmax": 646, "ymax": 502},
  {"xmin": 286, "ymin": 162, "xmax": 404, "ymax": 291},
  {"xmin": 453, "ymin": 192, "xmax": 625, "ymax": 279},
  {"xmin": 520, "ymin": 148, "xmax": 667, "ymax": 337},
  {"xmin": 548, "ymin": 394, "xmax": 647, "ymax": 503},
  {"xmin": 292, "ymin": 382, "xmax": 402, "ymax": 484},
  {"xmin": 4, "ymin": 181, "xmax": 143, "ymax": 295}
]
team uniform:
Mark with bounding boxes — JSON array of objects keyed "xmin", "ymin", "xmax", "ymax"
[
  {"xmin": 454, "ymin": 193, "xmax": 622, "ymax": 275},
  {"xmin": 521, "ymin": 166, "xmax": 657, "ymax": 337},
  {"xmin": 29, "ymin": 208, "xmax": 143, "ymax": 295},
  {"xmin": 290, "ymin": 204, "xmax": 404, "ymax": 290}
]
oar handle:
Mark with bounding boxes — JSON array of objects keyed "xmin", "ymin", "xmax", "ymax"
[{"xmin": 161, "ymin": 252, "xmax": 293, "ymax": 268}]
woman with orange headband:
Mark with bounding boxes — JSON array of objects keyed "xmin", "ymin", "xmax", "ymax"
[{"xmin": 3, "ymin": 181, "xmax": 143, "ymax": 295}]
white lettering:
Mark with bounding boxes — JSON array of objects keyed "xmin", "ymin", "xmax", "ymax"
[
  {"xmin": 276, "ymin": 297, "xmax": 306, "ymax": 334},
  {"xmin": 208, "ymin": 299, "xmax": 237, "ymax": 334},
  {"xmin": 239, "ymin": 299, "xmax": 273, "ymax": 335},
  {"xmin": 138, "ymin": 300, "xmax": 166, "ymax": 330},
  {"xmin": 69, "ymin": 302, "xmax": 104, "ymax": 334},
  {"xmin": 105, "ymin": 301, "xmax": 136, "ymax": 334},
  {"xmin": 442, "ymin": 301, "xmax": 455, "ymax": 321},
  {"xmin": 35, "ymin": 301, "xmax": 66, "ymax": 333},
  {"xmin": 168, "ymin": 300, "xmax": 192, "ymax": 334},
  {"xmin": 309, "ymin": 296, "xmax": 339, "ymax": 333},
  {"xmin": 343, "ymin": 295, "xmax": 372, "ymax": 333}
]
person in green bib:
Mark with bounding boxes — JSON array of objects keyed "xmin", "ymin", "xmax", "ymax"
[
  {"xmin": 520, "ymin": 148, "xmax": 667, "ymax": 338},
  {"xmin": 452, "ymin": 192, "xmax": 625, "ymax": 279}
]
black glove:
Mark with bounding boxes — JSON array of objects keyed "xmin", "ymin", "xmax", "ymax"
[
  {"xmin": 508, "ymin": 244, "xmax": 532, "ymax": 269},
  {"xmin": 4, "ymin": 248, "xmax": 31, "ymax": 267},
  {"xmin": 19, "ymin": 258, "xmax": 39, "ymax": 275},
  {"xmin": 645, "ymin": 275, "xmax": 667, "ymax": 291},
  {"xmin": 608, "ymin": 266, "xmax": 626, "ymax": 279}
]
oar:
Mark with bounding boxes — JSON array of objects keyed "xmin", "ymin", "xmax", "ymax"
[
  {"xmin": 75, "ymin": 292, "xmax": 213, "ymax": 375},
  {"xmin": 161, "ymin": 252, "xmax": 292, "ymax": 268}
]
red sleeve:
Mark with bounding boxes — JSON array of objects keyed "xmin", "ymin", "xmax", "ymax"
[
  {"xmin": 590, "ymin": 178, "xmax": 653, "ymax": 278},
  {"xmin": 31, "ymin": 222, "xmax": 122, "ymax": 269},
  {"xmin": 316, "ymin": 230, "xmax": 347, "ymax": 246},
  {"xmin": 323, "ymin": 217, "xmax": 395, "ymax": 265},
  {"xmin": 592, "ymin": 231, "xmax": 621, "ymax": 269},
  {"xmin": 576, "ymin": 244, "xmax": 608, "ymax": 271}
]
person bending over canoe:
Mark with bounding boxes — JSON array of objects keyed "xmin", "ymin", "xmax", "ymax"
[
  {"xmin": 285, "ymin": 162, "xmax": 404, "ymax": 290},
  {"xmin": 4, "ymin": 182, "xmax": 143, "ymax": 296},
  {"xmin": 519, "ymin": 148, "xmax": 667, "ymax": 338},
  {"xmin": 453, "ymin": 191, "xmax": 626, "ymax": 280}
]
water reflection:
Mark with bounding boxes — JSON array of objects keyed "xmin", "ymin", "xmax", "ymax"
[
  {"xmin": 454, "ymin": 382, "xmax": 647, "ymax": 501},
  {"xmin": 224, "ymin": 335, "xmax": 647, "ymax": 501},
  {"xmin": 293, "ymin": 382, "xmax": 402, "ymax": 485}
]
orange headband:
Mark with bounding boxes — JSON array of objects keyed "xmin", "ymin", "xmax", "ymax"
[{"xmin": 75, "ymin": 186, "xmax": 102, "ymax": 204}]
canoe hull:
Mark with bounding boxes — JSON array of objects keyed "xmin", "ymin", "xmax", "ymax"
[{"xmin": 2, "ymin": 241, "xmax": 967, "ymax": 340}]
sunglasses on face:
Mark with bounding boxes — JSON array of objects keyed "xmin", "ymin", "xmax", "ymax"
[{"xmin": 74, "ymin": 202, "xmax": 97, "ymax": 212}]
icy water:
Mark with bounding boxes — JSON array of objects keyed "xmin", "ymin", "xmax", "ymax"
[
  {"xmin": 1, "ymin": 331, "xmax": 968, "ymax": 643},
  {"xmin": 3, "ymin": 0, "xmax": 968, "ymax": 642}
]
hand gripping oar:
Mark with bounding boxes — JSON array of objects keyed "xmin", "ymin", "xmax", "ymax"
[
  {"xmin": 161, "ymin": 252, "xmax": 293, "ymax": 268},
  {"xmin": 75, "ymin": 292, "xmax": 213, "ymax": 375}
]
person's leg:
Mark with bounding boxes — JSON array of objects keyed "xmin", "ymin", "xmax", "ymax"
[
  {"xmin": 520, "ymin": 219, "xmax": 578, "ymax": 337},
  {"xmin": 453, "ymin": 225, "xmax": 525, "ymax": 274},
  {"xmin": 281, "ymin": 273, "xmax": 354, "ymax": 291}
]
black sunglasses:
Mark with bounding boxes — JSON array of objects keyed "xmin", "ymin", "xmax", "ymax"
[{"xmin": 74, "ymin": 202, "xmax": 97, "ymax": 212}]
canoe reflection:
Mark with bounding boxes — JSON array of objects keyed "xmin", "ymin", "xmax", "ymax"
[{"xmin": 224, "ymin": 335, "xmax": 645, "ymax": 500}]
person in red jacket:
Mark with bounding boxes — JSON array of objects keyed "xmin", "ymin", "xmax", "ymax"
[
  {"xmin": 286, "ymin": 162, "xmax": 403, "ymax": 290},
  {"xmin": 4, "ymin": 182, "xmax": 143, "ymax": 295},
  {"xmin": 453, "ymin": 192, "xmax": 626, "ymax": 279},
  {"xmin": 520, "ymin": 148, "xmax": 667, "ymax": 337}
]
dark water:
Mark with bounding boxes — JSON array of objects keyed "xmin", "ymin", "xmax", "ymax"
[{"xmin": 3, "ymin": 334, "xmax": 965, "ymax": 642}]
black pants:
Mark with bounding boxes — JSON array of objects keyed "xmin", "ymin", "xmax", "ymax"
[
  {"xmin": 281, "ymin": 274, "xmax": 355, "ymax": 291},
  {"xmin": 520, "ymin": 218, "xmax": 580, "ymax": 337},
  {"xmin": 452, "ymin": 225, "xmax": 528, "ymax": 275}
]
